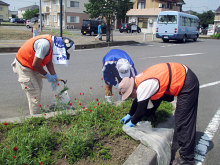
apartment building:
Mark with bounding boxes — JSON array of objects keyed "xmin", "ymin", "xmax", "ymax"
[
  {"xmin": 126, "ymin": 0, "xmax": 185, "ymax": 33},
  {"xmin": 18, "ymin": 5, "xmax": 39, "ymax": 19},
  {"xmin": 42, "ymin": 0, "xmax": 90, "ymax": 29},
  {"xmin": 0, "ymin": 0, "xmax": 9, "ymax": 21}
]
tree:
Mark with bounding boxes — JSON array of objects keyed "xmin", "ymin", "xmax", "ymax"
[
  {"xmin": 84, "ymin": 0, "xmax": 132, "ymax": 42},
  {"xmin": 194, "ymin": 10, "xmax": 215, "ymax": 28},
  {"xmin": 22, "ymin": 8, "xmax": 39, "ymax": 20},
  {"xmin": 116, "ymin": 0, "xmax": 132, "ymax": 23}
]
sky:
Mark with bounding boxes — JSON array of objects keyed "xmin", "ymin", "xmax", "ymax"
[{"xmin": 4, "ymin": 0, "xmax": 220, "ymax": 13}]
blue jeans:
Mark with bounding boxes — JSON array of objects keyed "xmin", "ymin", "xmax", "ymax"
[{"xmin": 33, "ymin": 30, "xmax": 39, "ymax": 37}]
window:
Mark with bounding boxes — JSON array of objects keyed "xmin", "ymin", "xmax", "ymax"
[
  {"xmin": 167, "ymin": 3, "xmax": 169, "ymax": 8},
  {"xmin": 67, "ymin": 16, "xmax": 80, "ymax": 23},
  {"xmin": 162, "ymin": 4, "xmax": 166, "ymax": 9},
  {"xmin": 158, "ymin": 15, "xmax": 177, "ymax": 24},
  {"xmin": 70, "ymin": 1, "xmax": 79, "ymax": 7},
  {"xmin": 54, "ymin": 15, "xmax": 57, "ymax": 22},
  {"xmin": 170, "ymin": 4, "xmax": 173, "ymax": 9},
  {"xmin": 0, "ymin": 7, "xmax": 3, "ymax": 10},
  {"xmin": 138, "ymin": 18, "xmax": 148, "ymax": 28},
  {"xmin": 0, "ymin": 15, "xmax": 3, "ymax": 18},
  {"xmin": 138, "ymin": 2, "xmax": 145, "ymax": 9},
  {"xmin": 70, "ymin": 16, "xmax": 76, "ymax": 23}
]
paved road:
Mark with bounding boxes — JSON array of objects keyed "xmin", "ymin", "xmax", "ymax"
[{"xmin": 0, "ymin": 39, "xmax": 220, "ymax": 165}]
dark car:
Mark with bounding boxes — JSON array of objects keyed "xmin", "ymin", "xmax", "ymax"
[
  {"xmin": 13, "ymin": 18, "xmax": 26, "ymax": 24},
  {"xmin": 119, "ymin": 23, "xmax": 141, "ymax": 33},
  {"xmin": 81, "ymin": 20, "xmax": 106, "ymax": 36}
]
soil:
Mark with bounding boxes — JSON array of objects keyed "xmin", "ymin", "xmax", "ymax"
[
  {"xmin": 55, "ymin": 137, "xmax": 140, "ymax": 165},
  {"xmin": 49, "ymin": 122, "xmax": 140, "ymax": 165}
]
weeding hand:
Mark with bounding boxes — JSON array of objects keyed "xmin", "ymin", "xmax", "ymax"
[
  {"xmin": 120, "ymin": 114, "xmax": 132, "ymax": 124},
  {"xmin": 45, "ymin": 73, "xmax": 56, "ymax": 82},
  {"xmin": 125, "ymin": 120, "xmax": 136, "ymax": 127}
]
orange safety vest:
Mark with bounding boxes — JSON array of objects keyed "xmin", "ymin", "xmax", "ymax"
[
  {"xmin": 16, "ymin": 35, "xmax": 53, "ymax": 71},
  {"xmin": 135, "ymin": 63, "xmax": 186, "ymax": 100}
]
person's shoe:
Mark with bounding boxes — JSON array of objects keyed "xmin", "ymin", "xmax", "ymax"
[{"xmin": 172, "ymin": 156, "xmax": 195, "ymax": 165}]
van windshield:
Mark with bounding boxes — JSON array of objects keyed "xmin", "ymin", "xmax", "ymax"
[{"xmin": 158, "ymin": 15, "xmax": 177, "ymax": 24}]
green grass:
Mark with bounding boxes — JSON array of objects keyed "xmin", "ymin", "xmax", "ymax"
[
  {"xmin": 210, "ymin": 33, "xmax": 220, "ymax": 39},
  {"xmin": 0, "ymin": 86, "xmax": 174, "ymax": 165}
]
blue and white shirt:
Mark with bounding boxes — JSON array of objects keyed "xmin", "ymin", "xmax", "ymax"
[{"xmin": 102, "ymin": 49, "xmax": 137, "ymax": 86}]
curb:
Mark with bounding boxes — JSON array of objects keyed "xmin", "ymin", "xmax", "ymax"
[{"xmin": 0, "ymin": 40, "xmax": 139, "ymax": 53}]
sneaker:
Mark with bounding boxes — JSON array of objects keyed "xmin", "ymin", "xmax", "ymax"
[{"xmin": 172, "ymin": 156, "xmax": 195, "ymax": 165}]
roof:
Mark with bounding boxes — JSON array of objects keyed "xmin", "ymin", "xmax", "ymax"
[
  {"xmin": 0, "ymin": 0, "xmax": 10, "ymax": 6},
  {"xmin": 216, "ymin": 6, "xmax": 220, "ymax": 13},
  {"xmin": 18, "ymin": 5, "xmax": 39, "ymax": 11}
]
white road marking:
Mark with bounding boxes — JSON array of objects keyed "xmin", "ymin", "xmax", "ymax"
[
  {"xmin": 139, "ymin": 53, "xmax": 203, "ymax": 59},
  {"xmin": 194, "ymin": 82, "xmax": 220, "ymax": 165},
  {"xmin": 0, "ymin": 53, "xmax": 16, "ymax": 55}
]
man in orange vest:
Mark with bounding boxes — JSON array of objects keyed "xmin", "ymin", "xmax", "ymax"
[
  {"xmin": 11, "ymin": 35, "xmax": 75, "ymax": 116},
  {"xmin": 119, "ymin": 62, "xmax": 199, "ymax": 165}
]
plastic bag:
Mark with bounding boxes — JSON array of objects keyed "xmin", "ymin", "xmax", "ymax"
[{"xmin": 123, "ymin": 121, "xmax": 174, "ymax": 165}]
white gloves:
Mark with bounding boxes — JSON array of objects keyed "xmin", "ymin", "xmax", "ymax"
[{"xmin": 105, "ymin": 95, "xmax": 112, "ymax": 104}]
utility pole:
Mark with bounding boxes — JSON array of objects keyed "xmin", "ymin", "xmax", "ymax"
[
  {"xmin": 60, "ymin": 0, "xmax": 62, "ymax": 37},
  {"xmin": 39, "ymin": 0, "xmax": 42, "ymax": 32}
]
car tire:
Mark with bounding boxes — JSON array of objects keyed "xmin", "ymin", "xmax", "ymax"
[
  {"xmin": 138, "ymin": 29, "xmax": 141, "ymax": 33},
  {"xmin": 193, "ymin": 35, "xmax": 198, "ymax": 42},
  {"xmin": 120, "ymin": 31, "xmax": 122, "ymax": 33},
  {"xmin": 127, "ymin": 30, "xmax": 130, "ymax": 33},
  {"xmin": 90, "ymin": 31, "xmax": 95, "ymax": 36},
  {"xmin": 26, "ymin": 25, "xmax": 30, "ymax": 29}
]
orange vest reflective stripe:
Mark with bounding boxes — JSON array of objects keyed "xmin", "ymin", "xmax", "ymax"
[
  {"xmin": 135, "ymin": 63, "xmax": 186, "ymax": 100},
  {"xmin": 16, "ymin": 35, "xmax": 53, "ymax": 71}
]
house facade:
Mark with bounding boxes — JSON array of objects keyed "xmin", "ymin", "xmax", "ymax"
[
  {"xmin": 0, "ymin": 0, "xmax": 9, "ymax": 21},
  {"xmin": 215, "ymin": 6, "xmax": 220, "ymax": 27},
  {"xmin": 42, "ymin": 0, "xmax": 90, "ymax": 29},
  {"xmin": 18, "ymin": 5, "xmax": 39, "ymax": 18},
  {"xmin": 126, "ymin": 0, "xmax": 185, "ymax": 33}
]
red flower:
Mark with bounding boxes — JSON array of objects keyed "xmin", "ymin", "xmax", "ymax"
[
  {"xmin": 97, "ymin": 103, "xmax": 99, "ymax": 105},
  {"xmin": 96, "ymin": 98, "xmax": 99, "ymax": 101},
  {"xmin": 24, "ymin": 164, "xmax": 28, "ymax": 165},
  {"xmin": 4, "ymin": 122, "xmax": 7, "ymax": 126},
  {"xmin": 90, "ymin": 87, "xmax": 92, "ymax": 89},
  {"xmin": 111, "ymin": 110, "xmax": 113, "ymax": 112},
  {"xmin": 83, "ymin": 107, "xmax": 85, "ymax": 109},
  {"xmin": 90, "ymin": 110, "xmax": 92, "ymax": 112},
  {"xmin": 35, "ymin": 97, "xmax": 36, "ymax": 99},
  {"xmin": 80, "ymin": 93, "xmax": 81, "ymax": 95},
  {"xmin": 74, "ymin": 134, "xmax": 76, "ymax": 136},
  {"xmin": 55, "ymin": 95, "xmax": 57, "ymax": 97},
  {"xmin": 101, "ymin": 86, "xmax": 103, "ymax": 87},
  {"xmin": 85, "ymin": 109, "xmax": 87, "ymax": 111},
  {"xmin": 115, "ymin": 88, "xmax": 117, "ymax": 89},
  {"xmin": 40, "ymin": 162, "xmax": 43, "ymax": 164},
  {"xmin": 112, "ymin": 94, "xmax": 114, "ymax": 96},
  {"xmin": 39, "ymin": 105, "xmax": 41, "ymax": 107},
  {"xmin": 79, "ymin": 103, "xmax": 81, "ymax": 105},
  {"xmin": 47, "ymin": 105, "xmax": 49, "ymax": 107},
  {"xmin": 94, "ymin": 106, "xmax": 95, "ymax": 108},
  {"xmin": 44, "ymin": 114, "xmax": 46, "ymax": 116},
  {"xmin": 74, "ymin": 98, "xmax": 76, "ymax": 100},
  {"xmin": 69, "ymin": 103, "xmax": 72, "ymax": 106},
  {"xmin": 13, "ymin": 147, "xmax": 17, "ymax": 151},
  {"xmin": 83, "ymin": 132, "xmax": 86, "ymax": 133},
  {"xmin": 13, "ymin": 156, "xmax": 15, "ymax": 159},
  {"xmin": 101, "ymin": 78, "xmax": 103, "ymax": 80},
  {"xmin": 57, "ymin": 83, "xmax": 59, "ymax": 86},
  {"xmin": 100, "ymin": 115, "xmax": 102, "ymax": 117},
  {"xmin": 83, "ymin": 93, "xmax": 84, "ymax": 95},
  {"xmin": 25, "ymin": 86, "xmax": 27, "ymax": 89}
]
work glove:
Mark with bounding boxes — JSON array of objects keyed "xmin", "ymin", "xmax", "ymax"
[
  {"xmin": 125, "ymin": 120, "xmax": 136, "ymax": 127},
  {"xmin": 120, "ymin": 114, "xmax": 132, "ymax": 124},
  {"xmin": 105, "ymin": 95, "xmax": 112, "ymax": 104},
  {"xmin": 45, "ymin": 73, "xmax": 57, "ymax": 82}
]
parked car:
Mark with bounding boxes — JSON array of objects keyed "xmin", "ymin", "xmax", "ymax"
[
  {"xmin": 119, "ymin": 23, "xmax": 141, "ymax": 33},
  {"xmin": 26, "ymin": 18, "xmax": 44, "ymax": 28},
  {"xmin": 12, "ymin": 18, "xmax": 26, "ymax": 24},
  {"xmin": 81, "ymin": 20, "xmax": 106, "ymax": 36}
]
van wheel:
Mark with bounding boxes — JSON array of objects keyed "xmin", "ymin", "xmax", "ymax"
[
  {"xmin": 182, "ymin": 35, "xmax": 186, "ymax": 43},
  {"xmin": 193, "ymin": 35, "xmax": 198, "ymax": 42},
  {"xmin": 82, "ymin": 33, "xmax": 86, "ymax": 35},
  {"xmin": 138, "ymin": 29, "xmax": 141, "ymax": 33},
  {"xmin": 90, "ymin": 31, "xmax": 95, "ymax": 36},
  {"xmin": 26, "ymin": 25, "xmax": 30, "ymax": 29},
  {"xmin": 127, "ymin": 30, "xmax": 130, "ymax": 33}
]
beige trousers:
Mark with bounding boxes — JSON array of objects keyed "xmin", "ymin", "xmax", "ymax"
[{"xmin": 12, "ymin": 58, "xmax": 43, "ymax": 116}]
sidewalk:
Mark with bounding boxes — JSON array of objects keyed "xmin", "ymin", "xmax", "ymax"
[{"xmin": 0, "ymin": 33, "xmax": 160, "ymax": 53}]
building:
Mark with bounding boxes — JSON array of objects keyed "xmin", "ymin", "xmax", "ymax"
[
  {"xmin": 215, "ymin": 6, "xmax": 220, "ymax": 27},
  {"xmin": 0, "ymin": 0, "xmax": 9, "ymax": 21},
  {"xmin": 18, "ymin": 5, "xmax": 39, "ymax": 18},
  {"xmin": 126, "ymin": 0, "xmax": 185, "ymax": 33},
  {"xmin": 42, "ymin": 0, "xmax": 90, "ymax": 29}
]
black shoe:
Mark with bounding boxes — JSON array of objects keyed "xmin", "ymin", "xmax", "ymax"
[{"xmin": 172, "ymin": 156, "xmax": 195, "ymax": 165}]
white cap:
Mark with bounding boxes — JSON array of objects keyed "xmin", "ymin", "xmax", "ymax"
[{"xmin": 116, "ymin": 58, "xmax": 131, "ymax": 78}]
